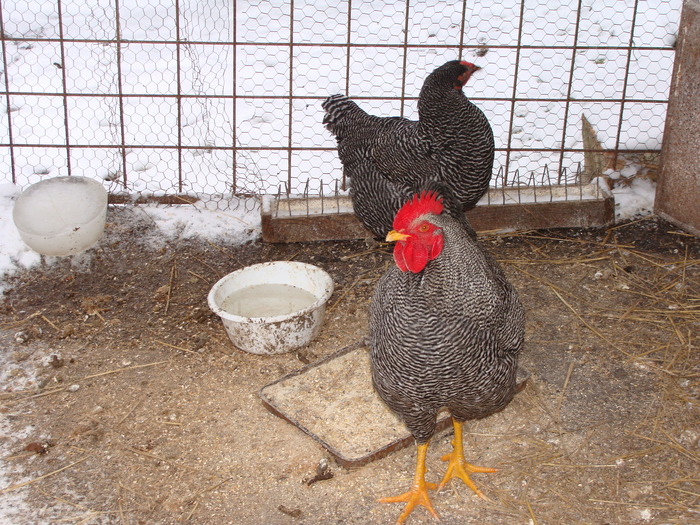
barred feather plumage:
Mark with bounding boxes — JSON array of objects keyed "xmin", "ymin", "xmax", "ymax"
[
  {"xmin": 368, "ymin": 195, "xmax": 524, "ymax": 443},
  {"xmin": 322, "ymin": 60, "xmax": 494, "ymax": 237}
]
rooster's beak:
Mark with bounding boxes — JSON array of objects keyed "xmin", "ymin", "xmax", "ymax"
[{"xmin": 386, "ymin": 230, "xmax": 410, "ymax": 243}]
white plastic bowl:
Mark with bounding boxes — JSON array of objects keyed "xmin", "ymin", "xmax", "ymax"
[
  {"xmin": 13, "ymin": 176, "xmax": 108, "ymax": 256},
  {"xmin": 208, "ymin": 261, "xmax": 334, "ymax": 355}
]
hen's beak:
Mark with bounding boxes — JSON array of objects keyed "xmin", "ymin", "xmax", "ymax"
[{"xmin": 386, "ymin": 230, "xmax": 410, "ymax": 243}]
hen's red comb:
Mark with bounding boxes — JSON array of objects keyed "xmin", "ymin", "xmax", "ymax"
[{"xmin": 393, "ymin": 191, "xmax": 444, "ymax": 230}]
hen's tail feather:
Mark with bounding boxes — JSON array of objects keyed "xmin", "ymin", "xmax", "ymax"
[{"xmin": 322, "ymin": 94, "xmax": 367, "ymax": 135}]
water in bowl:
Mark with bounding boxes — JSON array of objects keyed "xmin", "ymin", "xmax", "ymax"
[{"xmin": 221, "ymin": 283, "xmax": 319, "ymax": 318}]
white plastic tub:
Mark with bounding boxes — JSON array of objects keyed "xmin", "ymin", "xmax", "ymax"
[
  {"xmin": 13, "ymin": 176, "xmax": 108, "ymax": 256},
  {"xmin": 208, "ymin": 261, "xmax": 334, "ymax": 355}
]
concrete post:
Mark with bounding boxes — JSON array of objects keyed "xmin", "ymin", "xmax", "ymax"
[{"xmin": 654, "ymin": 0, "xmax": 700, "ymax": 236}]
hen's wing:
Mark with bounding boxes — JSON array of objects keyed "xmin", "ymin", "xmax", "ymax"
[{"xmin": 323, "ymin": 95, "xmax": 437, "ymax": 236}]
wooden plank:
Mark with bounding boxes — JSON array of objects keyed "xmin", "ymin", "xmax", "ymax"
[
  {"xmin": 261, "ymin": 185, "xmax": 615, "ymax": 243},
  {"xmin": 108, "ymin": 193, "xmax": 200, "ymax": 205},
  {"xmin": 466, "ymin": 197, "xmax": 615, "ymax": 232},
  {"xmin": 261, "ymin": 209, "xmax": 372, "ymax": 243},
  {"xmin": 654, "ymin": 0, "xmax": 700, "ymax": 237}
]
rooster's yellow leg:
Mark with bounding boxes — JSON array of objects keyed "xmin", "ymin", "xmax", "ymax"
[
  {"xmin": 437, "ymin": 419, "xmax": 497, "ymax": 499},
  {"xmin": 379, "ymin": 441, "xmax": 439, "ymax": 523}
]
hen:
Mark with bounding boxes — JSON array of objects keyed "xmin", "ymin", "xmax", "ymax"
[
  {"xmin": 369, "ymin": 189, "xmax": 524, "ymax": 523},
  {"xmin": 322, "ymin": 60, "xmax": 494, "ymax": 238}
]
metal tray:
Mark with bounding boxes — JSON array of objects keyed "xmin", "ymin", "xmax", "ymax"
[{"xmin": 259, "ymin": 342, "xmax": 529, "ymax": 468}]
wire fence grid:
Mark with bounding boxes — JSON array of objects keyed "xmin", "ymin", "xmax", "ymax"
[{"xmin": 0, "ymin": 0, "xmax": 682, "ymax": 210}]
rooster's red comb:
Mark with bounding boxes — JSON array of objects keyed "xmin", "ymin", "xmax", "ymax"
[{"xmin": 393, "ymin": 191, "xmax": 444, "ymax": 230}]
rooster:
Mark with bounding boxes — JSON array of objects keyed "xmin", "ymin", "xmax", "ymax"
[
  {"xmin": 369, "ymin": 189, "xmax": 524, "ymax": 523},
  {"xmin": 322, "ymin": 60, "xmax": 494, "ymax": 238}
]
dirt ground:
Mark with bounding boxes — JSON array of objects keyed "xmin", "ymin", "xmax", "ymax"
[{"xmin": 1, "ymin": 207, "xmax": 699, "ymax": 525}]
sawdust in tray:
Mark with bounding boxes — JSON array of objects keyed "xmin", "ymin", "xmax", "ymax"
[{"xmin": 260, "ymin": 345, "xmax": 413, "ymax": 462}]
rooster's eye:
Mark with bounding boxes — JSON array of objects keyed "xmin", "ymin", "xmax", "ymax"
[{"xmin": 418, "ymin": 223, "xmax": 430, "ymax": 232}]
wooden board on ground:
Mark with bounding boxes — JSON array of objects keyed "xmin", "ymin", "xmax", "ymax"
[{"xmin": 259, "ymin": 342, "xmax": 529, "ymax": 468}]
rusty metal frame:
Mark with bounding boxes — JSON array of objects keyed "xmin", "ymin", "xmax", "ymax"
[{"xmin": 0, "ymin": 0, "xmax": 678, "ymax": 197}]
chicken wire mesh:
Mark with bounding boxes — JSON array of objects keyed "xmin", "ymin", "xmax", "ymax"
[{"xmin": 0, "ymin": 0, "xmax": 682, "ymax": 211}]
